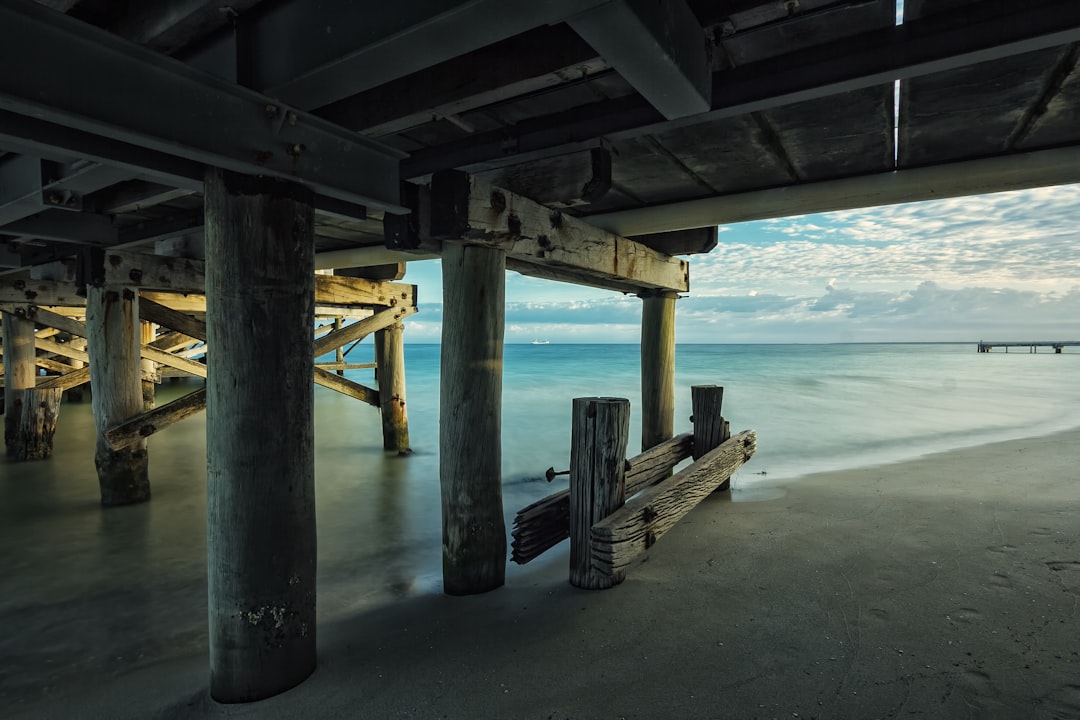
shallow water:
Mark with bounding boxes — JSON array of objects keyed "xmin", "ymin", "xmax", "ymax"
[{"xmin": 2, "ymin": 343, "xmax": 1078, "ymax": 707}]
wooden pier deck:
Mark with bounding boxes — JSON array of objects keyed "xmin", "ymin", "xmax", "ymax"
[{"xmin": 977, "ymin": 341, "xmax": 1080, "ymax": 353}]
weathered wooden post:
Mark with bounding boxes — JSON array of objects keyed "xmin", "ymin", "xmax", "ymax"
[
  {"xmin": 570, "ymin": 396, "xmax": 630, "ymax": 590},
  {"xmin": 691, "ymin": 384, "xmax": 731, "ymax": 490},
  {"xmin": 333, "ymin": 317, "xmax": 344, "ymax": 375},
  {"xmin": 375, "ymin": 321, "xmax": 410, "ymax": 452},
  {"xmin": 2, "ymin": 311, "xmax": 36, "ymax": 457},
  {"xmin": 86, "ymin": 285, "xmax": 150, "ymax": 504},
  {"xmin": 13, "ymin": 387, "xmax": 62, "ymax": 460},
  {"xmin": 440, "ymin": 241, "xmax": 507, "ymax": 595},
  {"xmin": 140, "ymin": 321, "xmax": 156, "ymax": 410},
  {"xmin": 204, "ymin": 168, "xmax": 316, "ymax": 702},
  {"xmin": 640, "ymin": 290, "xmax": 677, "ymax": 452}
]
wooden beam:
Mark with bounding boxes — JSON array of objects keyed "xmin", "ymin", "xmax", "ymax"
[
  {"xmin": 35, "ymin": 356, "xmax": 76, "ymax": 374},
  {"xmin": 104, "ymin": 387, "xmax": 207, "ymax": 450},
  {"xmin": 420, "ymin": 172, "xmax": 688, "ymax": 293},
  {"xmin": 141, "ymin": 344, "xmax": 206, "ymax": 378},
  {"xmin": 139, "ymin": 296, "xmax": 206, "ymax": 340},
  {"xmin": 568, "ymin": 0, "xmax": 709, "ymax": 120},
  {"xmin": 312, "ymin": 367, "xmax": 379, "ymax": 406},
  {"xmin": 35, "ymin": 337, "xmax": 89, "ymax": 363},
  {"xmin": 36, "ymin": 366, "xmax": 90, "ymax": 392},
  {"xmin": 313, "ymin": 274, "xmax": 417, "ymax": 308},
  {"xmin": 588, "ymin": 146, "xmax": 1080, "ymax": 236},
  {"xmin": 1, "ymin": 303, "xmax": 86, "ymax": 337},
  {"xmin": 101, "ymin": 249, "xmax": 205, "ymax": 292},
  {"xmin": 0, "ymin": 278, "xmax": 85, "ymax": 306},
  {"xmin": 591, "ymin": 430, "xmax": 757, "ymax": 577},
  {"xmin": 312, "ymin": 305, "xmax": 417, "ymax": 358},
  {"xmin": 631, "ymin": 227, "xmax": 718, "ymax": 256}
]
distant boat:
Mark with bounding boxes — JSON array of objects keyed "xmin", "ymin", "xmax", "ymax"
[{"xmin": 530, "ymin": 339, "xmax": 550, "ymax": 345}]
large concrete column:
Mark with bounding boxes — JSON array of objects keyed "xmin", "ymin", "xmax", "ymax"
[
  {"xmin": 440, "ymin": 241, "xmax": 506, "ymax": 595},
  {"xmin": 86, "ymin": 286, "xmax": 150, "ymax": 504},
  {"xmin": 640, "ymin": 291, "xmax": 677, "ymax": 452},
  {"xmin": 2, "ymin": 312, "xmax": 37, "ymax": 456},
  {"xmin": 204, "ymin": 168, "xmax": 316, "ymax": 703},
  {"xmin": 375, "ymin": 321, "xmax": 410, "ymax": 452}
]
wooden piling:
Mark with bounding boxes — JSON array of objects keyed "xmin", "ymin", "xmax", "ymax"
[
  {"xmin": 86, "ymin": 285, "xmax": 150, "ymax": 505},
  {"xmin": 569, "ymin": 396, "xmax": 630, "ymax": 590},
  {"xmin": 440, "ymin": 241, "xmax": 507, "ymax": 595},
  {"xmin": 375, "ymin": 321, "xmax": 410, "ymax": 452},
  {"xmin": 12, "ymin": 387, "xmax": 62, "ymax": 460},
  {"xmin": 691, "ymin": 384, "xmax": 730, "ymax": 491},
  {"xmin": 140, "ymin": 321, "xmax": 156, "ymax": 410},
  {"xmin": 204, "ymin": 168, "xmax": 316, "ymax": 703},
  {"xmin": 2, "ymin": 311, "xmax": 36, "ymax": 457},
  {"xmin": 640, "ymin": 291, "xmax": 676, "ymax": 452}
]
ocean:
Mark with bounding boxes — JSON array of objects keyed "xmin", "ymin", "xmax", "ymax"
[{"xmin": 2, "ymin": 342, "xmax": 1079, "ymax": 669}]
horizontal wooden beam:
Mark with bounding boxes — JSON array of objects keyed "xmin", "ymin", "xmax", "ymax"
[
  {"xmin": 104, "ymin": 387, "xmax": 206, "ymax": 450},
  {"xmin": 587, "ymin": 146, "xmax": 1080, "ymax": 235},
  {"xmin": 141, "ymin": 344, "xmax": 206, "ymax": 378},
  {"xmin": 36, "ymin": 337, "xmax": 88, "ymax": 363},
  {"xmin": 313, "ymin": 274, "xmax": 417, "ymax": 308},
  {"xmin": 0, "ymin": 278, "xmax": 84, "ymax": 307},
  {"xmin": 138, "ymin": 297, "xmax": 206, "ymax": 340},
  {"xmin": 312, "ymin": 367, "xmax": 379, "ymax": 407},
  {"xmin": 0, "ymin": 304, "xmax": 86, "ymax": 337},
  {"xmin": 629, "ymin": 228, "xmax": 718, "ymax": 256},
  {"xmin": 419, "ymin": 172, "xmax": 688, "ymax": 293},
  {"xmin": 591, "ymin": 430, "xmax": 756, "ymax": 577},
  {"xmin": 36, "ymin": 356, "xmax": 76, "ymax": 374}
]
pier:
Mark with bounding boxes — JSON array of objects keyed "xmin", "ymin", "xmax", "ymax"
[
  {"xmin": 977, "ymin": 341, "xmax": 1079, "ymax": 353},
  {"xmin": 3, "ymin": 0, "xmax": 1080, "ymax": 710}
]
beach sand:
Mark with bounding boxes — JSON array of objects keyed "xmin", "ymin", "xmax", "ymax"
[{"xmin": 8, "ymin": 428, "xmax": 1080, "ymax": 720}]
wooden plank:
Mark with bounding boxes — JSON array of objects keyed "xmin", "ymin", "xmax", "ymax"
[
  {"xmin": 36, "ymin": 366, "xmax": 91, "ymax": 391},
  {"xmin": 313, "ymin": 366, "xmax": 379, "ymax": 406},
  {"xmin": 314, "ymin": 361, "xmax": 376, "ymax": 371},
  {"xmin": 104, "ymin": 387, "xmax": 207, "ymax": 449},
  {"xmin": 0, "ymin": 278, "xmax": 85, "ymax": 307},
  {"xmin": 631, "ymin": 227, "xmax": 718, "ymax": 256},
  {"xmin": 591, "ymin": 430, "xmax": 757, "ymax": 577},
  {"xmin": 313, "ymin": 274, "xmax": 417, "ymax": 308},
  {"xmin": 140, "ymin": 291, "xmax": 206, "ymax": 314},
  {"xmin": 312, "ymin": 305, "xmax": 416, "ymax": 358},
  {"xmin": 424, "ymin": 171, "xmax": 689, "ymax": 293},
  {"xmin": 148, "ymin": 330, "xmax": 198, "ymax": 352},
  {"xmin": 510, "ymin": 432, "xmax": 693, "ymax": 565}
]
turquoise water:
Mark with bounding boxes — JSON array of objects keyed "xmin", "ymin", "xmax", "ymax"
[{"xmin": 3, "ymin": 342, "xmax": 1079, "ymax": 666}]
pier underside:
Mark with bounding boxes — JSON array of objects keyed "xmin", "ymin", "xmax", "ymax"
[{"xmin": 2, "ymin": 0, "xmax": 1080, "ymax": 705}]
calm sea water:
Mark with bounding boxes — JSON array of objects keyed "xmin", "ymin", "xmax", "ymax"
[{"xmin": 2, "ymin": 342, "xmax": 1079, "ymax": 693}]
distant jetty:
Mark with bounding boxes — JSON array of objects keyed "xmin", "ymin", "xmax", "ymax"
[{"xmin": 977, "ymin": 341, "xmax": 1079, "ymax": 353}]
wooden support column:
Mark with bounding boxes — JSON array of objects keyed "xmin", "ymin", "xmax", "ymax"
[
  {"xmin": 204, "ymin": 168, "xmax": 316, "ymax": 703},
  {"xmin": 374, "ymin": 321, "xmax": 410, "ymax": 453},
  {"xmin": 691, "ymin": 384, "xmax": 730, "ymax": 491},
  {"xmin": 140, "ymin": 321, "xmax": 156, "ymax": 410},
  {"xmin": 440, "ymin": 241, "xmax": 507, "ymax": 595},
  {"xmin": 2, "ymin": 312, "xmax": 36, "ymax": 456},
  {"xmin": 569, "ymin": 396, "xmax": 630, "ymax": 590},
  {"xmin": 86, "ymin": 286, "xmax": 150, "ymax": 504},
  {"xmin": 13, "ymin": 387, "xmax": 63, "ymax": 461},
  {"xmin": 640, "ymin": 290, "xmax": 677, "ymax": 452},
  {"xmin": 333, "ymin": 318, "xmax": 344, "ymax": 376}
]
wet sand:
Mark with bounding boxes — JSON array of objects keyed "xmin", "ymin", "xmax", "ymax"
[{"xmin": 6, "ymin": 428, "xmax": 1080, "ymax": 720}]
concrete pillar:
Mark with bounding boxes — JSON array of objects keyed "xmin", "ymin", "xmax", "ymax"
[
  {"xmin": 439, "ymin": 241, "xmax": 506, "ymax": 595},
  {"xmin": 2, "ymin": 312, "xmax": 37, "ymax": 457},
  {"xmin": 86, "ymin": 286, "xmax": 150, "ymax": 504},
  {"xmin": 640, "ymin": 291, "xmax": 677, "ymax": 452},
  {"xmin": 204, "ymin": 168, "xmax": 316, "ymax": 703}
]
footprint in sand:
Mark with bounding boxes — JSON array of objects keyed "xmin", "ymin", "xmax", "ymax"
[
  {"xmin": 959, "ymin": 669, "xmax": 1003, "ymax": 707},
  {"xmin": 987, "ymin": 572, "xmax": 1015, "ymax": 590},
  {"xmin": 1045, "ymin": 561, "xmax": 1080, "ymax": 573},
  {"xmin": 986, "ymin": 544, "xmax": 1017, "ymax": 554},
  {"xmin": 1043, "ymin": 684, "xmax": 1080, "ymax": 718},
  {"xmin": 947, "ymin": 607, "xmax": 981, "ymax": 625},
  {"xmin": 1029, "ymin": 527, "xmax": 1055, "ymax": 537}
]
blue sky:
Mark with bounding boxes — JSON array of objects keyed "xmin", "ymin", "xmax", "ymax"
[{"xmin": 400, "ymin": 183, "xmax": 1080, "ymax": 343}]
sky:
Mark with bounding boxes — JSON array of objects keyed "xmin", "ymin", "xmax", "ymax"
[
  {"xmin": 399, "ymin": 183, "xmax": 1080, "ymax": 344},
  {"xmin": 396, "ymin": 0, "xmax": 1080, "ymax": 345}
]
